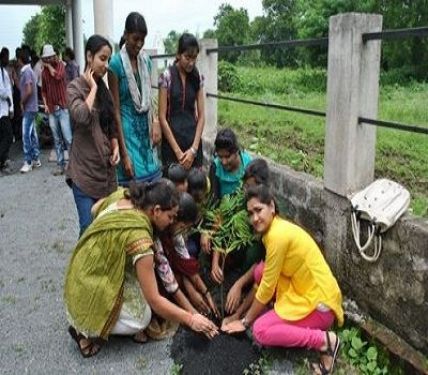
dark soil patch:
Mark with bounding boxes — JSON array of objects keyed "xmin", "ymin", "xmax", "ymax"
[
  {"xmin": 171, "ymin": 327, "xmax": 260, "ymax": 375},
  {"xmin": 171, "ymin": 265, "xmax": 261, "ymax": 374}
]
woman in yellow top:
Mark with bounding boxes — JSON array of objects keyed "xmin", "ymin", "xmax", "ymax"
[{"xmin": 223, "ymin": 184, "xmax": 344, "ymax": 375}]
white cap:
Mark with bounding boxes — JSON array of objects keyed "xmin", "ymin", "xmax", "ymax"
[{"xmin": 41, "ymin": 44, "xmax": 56, "ymax": 58}]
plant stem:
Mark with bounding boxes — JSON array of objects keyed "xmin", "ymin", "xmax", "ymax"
[{"xmin": 220, "ymin": 254, "xmax": 227, "ymax": 319}]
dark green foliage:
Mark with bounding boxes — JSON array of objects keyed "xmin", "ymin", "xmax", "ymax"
[
  {"xmin": 22, "ymin": 14, "xmax": 41, "ymax": 52},
  {"xmin": 200, "ymin": 189, "xmax": 254, "ymax": 255},
  {"xmin": 163, "ymin": 30, "xmax": 180, "ymax": 55},
  {"xmin": 213, "ymin": 4, "xmax": 251, "ymax": 63},
  {"xmin": 205, "ymin": 0, "xmax": 428, "ymax": 81},
  {"xmin": 22, "ymin": 5, "xmax": 66, "ymax": 55},
  {"xmin": 218, "ymin": 61, "xmax": 241, "ymax": 92}
]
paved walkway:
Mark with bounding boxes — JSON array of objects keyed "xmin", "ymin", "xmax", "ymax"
[
  {"xmin": 0, "ymin": 144, "xmax": 296, "ymax": 375},
  {"xmin": 0, "ymin": 145, "xmax": 173, "ymax": 374}
]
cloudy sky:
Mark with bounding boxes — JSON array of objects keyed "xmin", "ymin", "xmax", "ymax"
[{"xmin": 0, "ymin": 0, "xmax": 264, "ymax": 52}]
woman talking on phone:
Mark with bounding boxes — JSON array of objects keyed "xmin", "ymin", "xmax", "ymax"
[{"xmin": 66, "ymin": 35, "xmax": 120, "ymax": 236}]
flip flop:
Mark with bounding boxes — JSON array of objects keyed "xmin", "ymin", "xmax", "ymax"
[
  {"xmin": 68, "ymin": 326, "xmax": 102, "ymax": 358},
  {"xmin": 316, "ymin": 332, "xmax": 340, "ymax": 375}
]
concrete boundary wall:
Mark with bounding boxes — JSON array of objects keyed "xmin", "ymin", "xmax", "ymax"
[{"xmin": 268, "ymin": 159, "xmax": 428, "ymax": 355}]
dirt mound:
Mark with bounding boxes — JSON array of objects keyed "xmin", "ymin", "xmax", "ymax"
[{"xmin": 171, "ymin": 327, "xmax": 260, "ymax": 375}]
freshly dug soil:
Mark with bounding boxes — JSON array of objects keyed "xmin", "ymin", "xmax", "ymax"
[
  {"xmin": 171, "ymin": 266, "xmax": 261, "ymax": 374},
  {"xmin": 171, "ymin": 327, "xmax": 260, "ymax": 375}
]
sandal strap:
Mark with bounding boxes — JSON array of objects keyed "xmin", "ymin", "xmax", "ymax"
[
  {"xmin": 325, "ymin": 332, "xmax": 333, "ymax": 355},
  {"xmin": 317, "ymin": 361, "xmax": 330, "ymax": 375}
]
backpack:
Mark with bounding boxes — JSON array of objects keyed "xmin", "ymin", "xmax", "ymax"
[{"xmin": 350, "ymin": 178, "xmax": 410, "ymax": 262}]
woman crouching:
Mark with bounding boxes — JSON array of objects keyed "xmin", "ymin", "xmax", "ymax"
[
  {"xmin": 64, "ymin": 179, "xmax": 218, "ymax": 358},
  {"xmin": 222, "ymin": 184, "xmax": 344, "ymax": 374}
]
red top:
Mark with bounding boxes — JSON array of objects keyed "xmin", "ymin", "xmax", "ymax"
[{"xmin": 41, "ymin": 61, "xmax": 67, "ymax": 112}]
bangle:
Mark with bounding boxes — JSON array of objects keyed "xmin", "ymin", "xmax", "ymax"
[
  {"xmin": 241, "ymin": 317, "xmax": 249, "ymax": 328},
  {"xmin": 190, "ymin": 146, "xmax": 197, "ymax": 156}
]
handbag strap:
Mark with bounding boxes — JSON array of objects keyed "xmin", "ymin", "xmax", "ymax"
[{"xmin": 351, "ymin": 211, "xmax": 383, "ymax": 262}]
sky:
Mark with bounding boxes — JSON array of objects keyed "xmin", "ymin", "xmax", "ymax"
[{"xmin": 0, "ymin": 0, "xmax": 264, "ymax": 52}]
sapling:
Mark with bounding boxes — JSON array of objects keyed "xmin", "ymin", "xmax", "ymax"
[{"xmin": 199, "ymin": 189, "xmax": 254, "ymax": 318}]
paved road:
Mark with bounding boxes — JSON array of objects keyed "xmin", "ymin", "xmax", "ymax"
[
  {"xmin": 0, "ymin": 144, "xmax": 174, "ymax": 375},
  {"xmin": 0, "ymin": 143, "xmax": 295, "ymax": 375}
]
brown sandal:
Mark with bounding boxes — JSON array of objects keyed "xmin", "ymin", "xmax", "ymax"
[
  {"xmin": 68, "ymin": 326, "xmax": 102, "ymax": 358},
  {"xmin": 132, "ymin": 329, "xmax": 148, "ymax": 344},
  {"xmin": 314, "ymin": 332, "xmax": 340, "ymax": 374}
]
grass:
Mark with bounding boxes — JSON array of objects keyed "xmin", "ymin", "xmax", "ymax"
[{"xmin": 218, "ymin": 66, "xmax": 428, "ymax": 217}]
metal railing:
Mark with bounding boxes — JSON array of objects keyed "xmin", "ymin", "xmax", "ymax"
[{"xmin": 149, "ymin": 25, "xmax": 428, "ymax": 135}]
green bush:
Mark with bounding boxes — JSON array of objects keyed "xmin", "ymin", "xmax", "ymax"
[
  {"xmin": 218, "ymin": 61, "xmax": 241, "ymax": 92},
  {"xmin": 338, "ymin": 327, "xmax": 405, "ymax": 375},
  {"xmin": 235, "ymin": 66, "xmax": 327, "ymax": 96},
  {"xmin": 380, "ymin": 67, "xmax": 420, "ymax": 86}
]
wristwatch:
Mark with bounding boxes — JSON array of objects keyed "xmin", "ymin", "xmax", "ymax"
[{"xmin": 190, "ymin": 146, "xmax": 197, "ymax": 156}]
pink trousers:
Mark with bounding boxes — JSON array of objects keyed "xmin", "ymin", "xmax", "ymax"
[{"xmin": 252, "ymin": 261, "xmax": 335, "ymax": 350}]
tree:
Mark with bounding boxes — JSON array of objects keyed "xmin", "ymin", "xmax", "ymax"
[
  {"xmin": 250, "ymin": 0, "xmax": 299, "ymax": 67},
  {"xmin": 23, "ymin": 14, "xmax": 41, "ymax": 52},
  {"xmin": 163, "ymin": 30, "xmax": 180, "ymax": 54},
  {"xmin": 203, "ymin": 29, "xmax": 216, "ymax": 39},
  {"xmin": 294, "ymin": 0, "xmax": 377, "ymax": 66},
  {"xmin": 213, "ymin": 4, "xmax": 251, "ymax": 63},
  {"xmin": 21, "ymin": 5, "xmax": 65, "ymax": 56},
  {"xmin": 294, "ymin": 0, "xmax": 428, "ymax": 78}
]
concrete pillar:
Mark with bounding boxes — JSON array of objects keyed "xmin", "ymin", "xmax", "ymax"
[
  {"xmin": 145, "ymin": 49, "xmax": 158, "ymax": 88},
  {"xmin": 65, "ymin": 0, "xmax": 73, "ymax": 48},
  {"xmin": 72, "ymin": 0, "xmax": 84, "ymax": 73},
  {"xmin": 198, "ymin": 39, "xmax": 218, "ymax": 166},
  {"xmin": 93, "ymin": 0, "xmax": 114, "ymax": 44},
  {"xmin": 324, "ymin": 13, "xmax": 382, "ymax": 196}
]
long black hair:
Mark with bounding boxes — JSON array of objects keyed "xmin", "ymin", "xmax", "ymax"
[
  {"xmin": 84, "ymin": 35, "xmax": 114, "ymax": 137},
  {"xmin": 177, "ymin": 192, "xmax": 198, "ymax": 224},
  {"xmin": 176, "ymin": 33, "xmax": 201, "ymax": 90},
  {"xmin": 124, "ymin": 12, "xmax": 147, "ymax": 36},
  {"xmin": 125, "ymin": 179, "xmax": 180, "ymax": 211},
  {"xmin": 244, "ymin": 159, "xmax": 271, "ymax": 186},
  {"xmin": 167, "ymin": 163, "xmax": 188, "ymax": 184},
  {"xmin": 215, "ymin": 128, "xmax": 240, "ymax": 154}
]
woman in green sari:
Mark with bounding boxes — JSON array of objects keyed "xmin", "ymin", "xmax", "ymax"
[{"xmin": 64, "ymin": 179, "xmax": 218, "ymax": 358}]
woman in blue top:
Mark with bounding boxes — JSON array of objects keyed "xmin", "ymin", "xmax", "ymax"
[
  {"xmin": 209, "ymin": 128, "xmax": 252, "ymax": 201},
  {"xmin": 108, "ymin": 12, "xmax": 162, "ymax": 186},
  {"xmin": 206, "ymin": 128, "xmax": 252, "ymax": 283}
]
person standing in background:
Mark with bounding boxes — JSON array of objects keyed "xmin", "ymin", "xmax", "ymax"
[
  {"xmin": 41, "ymin": 44, "xmax": 73, "ymax": 176},
  {"xmin": 17, "ymin": 47, "xmax": 41, "ymax": 173},
  {"xmin": 0, "ymin": 47, "xmax": 14, "ymax": 173},
  {"xmin": 108, "ymin": 12, "xmax": 162, "ymax": 186},
  {"xmin": 64, "ymin": 47, "xmax": 80, "ymax": 86},
  {"xmin": 66, "ymin": 35, "xmax": 119, "ymax": 237},
  {"xmin": 11, "ymin": 47, "xmax": 22, "ymax": 142},
  {"xmin": 158, "ymin": 33, "xmax": 205, "ymax": 171}
]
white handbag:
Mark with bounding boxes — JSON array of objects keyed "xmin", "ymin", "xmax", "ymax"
[{"xmin": 350, "ymin": 179, "xmax": 410, "ymax": 262}]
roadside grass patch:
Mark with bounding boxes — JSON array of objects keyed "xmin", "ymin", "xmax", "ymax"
[{"xmin": 219, "ymin": 66, "xmax": 428, "ymax": 217}]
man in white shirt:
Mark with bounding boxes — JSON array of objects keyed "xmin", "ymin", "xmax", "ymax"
[{"xmin": 0, "ymin": 47, "xmax": 14, "ymax": 173}]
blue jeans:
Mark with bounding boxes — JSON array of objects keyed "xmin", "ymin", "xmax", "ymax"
[
  {"xmin": 48, "ymin": 108, "xmax": 72, "ymax": 167},
  {"xmin": 72, "ymin": 183, "xmax": 97, "ymax": 237},
  {"xmin": 22, "ymin": 111, "xmax": 40, "ymax": 164}
]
